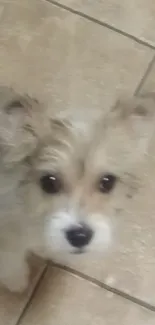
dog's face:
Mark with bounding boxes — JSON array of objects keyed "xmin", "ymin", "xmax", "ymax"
[{"xmin": 1, "ymin": 88, "xmax": 155, "ymax": 258}]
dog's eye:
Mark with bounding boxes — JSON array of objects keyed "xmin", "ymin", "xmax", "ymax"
[
  {"xmin": 40, "ymin": 174, "xmax": 62, "ymax": 194},
  {"xmin": 98, "ymin": 174, "xmax": 117, "ymax": 193}
]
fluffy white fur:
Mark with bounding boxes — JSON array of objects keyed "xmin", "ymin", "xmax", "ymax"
[{"xmin": 0, "ymin": 87, "xmax": 155, "ymax": 292}]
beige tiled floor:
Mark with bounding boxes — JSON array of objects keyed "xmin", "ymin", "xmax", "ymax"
[
  {"xmin": 19, "ymin": 266, "xmax": 155, "ymax": 325},
  {"xmin": 54, "ymin": 0, "xmax": 155, "ymax": 46},
  {"xmin": 0, "ymin": 0, "xmax": 155, "ymax": 324}
]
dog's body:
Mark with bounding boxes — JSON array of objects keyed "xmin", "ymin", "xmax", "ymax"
[{"xmin": 0, "ymin": 87, "xmax": 155, "ymax": 292}]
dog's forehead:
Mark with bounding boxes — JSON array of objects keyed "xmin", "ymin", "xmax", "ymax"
[
  {"xmin": 31, "ymin": 111, "xmax": 140, "ymax": 178},
  {"xmin": 32, "ymin": 128, "xmax": 88, "ymax": 175}
]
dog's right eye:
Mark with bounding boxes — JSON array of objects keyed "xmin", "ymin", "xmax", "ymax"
[
  {"xmin": 40, "ymin": 174, "xmax": 62, "ymax": 194},
  {"xmin": 98, "ymin": 174, "xmax": 117, "ymax": 194}
]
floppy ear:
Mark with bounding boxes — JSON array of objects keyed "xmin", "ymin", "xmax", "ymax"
[
  {"xmin": 0, "ymin": 87, "xmax": 44, "ymax": 163},
  {"xmin": 111, "ymin": 93, "xmax": 155, "ymax": 146},
  {"xmin": 112, "ymin": 93, "xmax": 155, "ymax": 118}
]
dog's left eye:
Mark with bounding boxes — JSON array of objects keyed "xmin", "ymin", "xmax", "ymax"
[
  {"xmin": 98, "ymin": 174, "xmax": 117, "ymax": 193},
  {"xmin": 40, "ymin": 174, "xmax": 63, "ymax": 194}
]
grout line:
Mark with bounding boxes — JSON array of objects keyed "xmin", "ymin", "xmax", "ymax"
[
  {"xmin": 16, "ymin": 264, "xmax": 48, "ymax": 325},
  {"xmin": 135, "ymin": 54, "xmax": 155, "ymax": 95},
  {"xmin": 44, "ymin": 0, "xmax": 155, "ymax": 50},
  {"xmin": 53, "ymin": 263, "xmax": 155, "ymax": 312}
]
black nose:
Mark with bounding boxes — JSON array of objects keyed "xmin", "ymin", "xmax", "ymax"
[{"xmin": 66, "ymin": 224, "xmax": 93, "ymax": 248}]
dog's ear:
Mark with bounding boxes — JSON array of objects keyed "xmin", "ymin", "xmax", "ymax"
[
  {"xmin": 112, "ymin": 93, "xmax": 155, "ymax": 119},
  {"xmin": 0, "ymin": 87, "xmax": 44, "ymax": 164},
  {"xmin": 101, "ymin": 93, "xmax": 155, "ymax": 163},
  {"xmin": 111, "ymin": 93, "xmax": 155, "ymax": 143}
]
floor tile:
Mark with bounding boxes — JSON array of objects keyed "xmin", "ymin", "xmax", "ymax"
[
  {"xmin": 0, "ymin": 0, "xmax": 153, "ymax": 114},
  {"xmin": 0, "ymin": 257, "xmax": 45, "ymax": 325},
  {"xmin": 54, "ymin": 0, "xmax": 155, "ymax": 46},
  {"xmin": 137, "ymin": 58, "xmax": 155, "ymax": 93},
  {"xmin": 19, "ymin": 266, "xmax": 155, "ymax": 325}
]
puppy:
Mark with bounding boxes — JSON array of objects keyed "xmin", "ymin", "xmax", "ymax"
[{"xmin": 0, "ymin": 86, "xmax": 155, "ymax": 292}]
